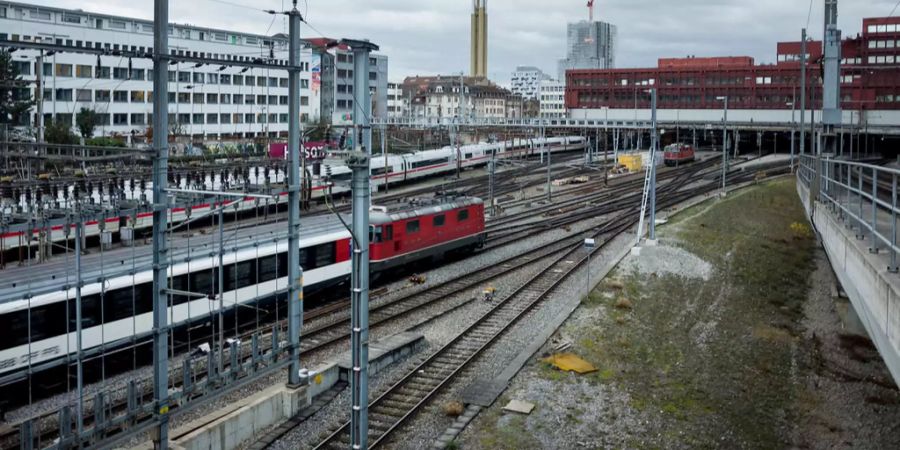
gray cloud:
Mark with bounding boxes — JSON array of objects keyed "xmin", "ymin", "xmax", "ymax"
[{"xmin": 22, "ymin": 0, "xmax": 900, "ymax": 83}]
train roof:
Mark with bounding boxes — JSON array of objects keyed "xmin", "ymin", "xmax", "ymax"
[
  {"xmin": 0, "ymin": 195, "xmax": 483, "ymax": 305},
  {"xmin": 369, "ymin": 195, "xmax": 484, "ymax": 225},
  {"xmin": 0, "ymin": 212, "xmax": 349, "ymax": 305}
]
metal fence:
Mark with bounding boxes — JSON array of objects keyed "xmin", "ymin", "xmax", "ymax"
[{"xmin": 798, "ymin": 154, "xmax": 899, "ymax": 271}]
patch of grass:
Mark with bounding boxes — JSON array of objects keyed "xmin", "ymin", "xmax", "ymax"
[
  {"xmin": 476, "ymin": 412, "xmax": 541, "ymax": 450},
  {"xmin": 575, "ymin": 179, "xmax": 817, "ymax": 448}
]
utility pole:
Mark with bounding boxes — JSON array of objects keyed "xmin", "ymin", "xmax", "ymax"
[
  {"xmin": 716, "ymin": 96, "xmax": 729, "ymax": 195},
  {"xmin": 545, "ymin": 124, "xmax": 551, "ymax": 203},
  {"xmin": 286, "ymin": 2, "xmax": 304, "ymax": 387},
  {"xmin": 822, "ymin": 0, "xmax": 842, "ymax": 156},
  {"xmin": 800, "ymin": 28, "xmax": 807, "ymax": 158},
  {"xmin": 648, "ymin": 88, "xmax": 658, "ymax": 243},
  {"xmin": 343, "ymin": 38, "xmax": 379, "ymax": 450},
  {"xmin": 151, "ymin": 0, "xmax": 171, "ymax": 447},
  {"xmin": 75, "ymin": 212, "xmax": 84, "ymax": 443}
]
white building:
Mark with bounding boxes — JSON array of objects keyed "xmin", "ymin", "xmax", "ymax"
[
  {"xmin": 510, "ymin": 66, "xmax": 551, "ymax": 100},
  {"xmin": 386, "ymin": 81, "xmax": 407, "ymax": 118},
  {"xmin": 539, "ymin": 80, "xmax": 566, "ymax": 119},
  {"xmin": 0, "ymin": 1, "xmax": 324, "ymax": 141}
]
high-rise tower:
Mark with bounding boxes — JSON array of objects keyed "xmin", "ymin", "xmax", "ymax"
[{"xmin": 471, "ymin": 0, "xmax": 488, "ymax": 78}]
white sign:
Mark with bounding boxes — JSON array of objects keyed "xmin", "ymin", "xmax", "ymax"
[{"xmin": 584, "ymin": 238, "xmax": 596, "ymax": 248}]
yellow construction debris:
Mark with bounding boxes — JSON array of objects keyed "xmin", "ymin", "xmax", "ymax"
[{"xmin": 542, "ymin": 353, "xmax": 598, "ymax": 374}]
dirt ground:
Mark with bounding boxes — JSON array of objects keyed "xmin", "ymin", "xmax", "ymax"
[{"xmin": 458, "ymin": 178, "xmax": 900, "ymax": 449}]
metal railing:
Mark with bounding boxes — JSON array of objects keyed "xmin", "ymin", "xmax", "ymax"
[{"xmin": 798, "ymin": 154, "xmax": 899, "ymax": 272}]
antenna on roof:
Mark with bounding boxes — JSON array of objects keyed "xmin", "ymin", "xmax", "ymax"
[{"xmin": 587, "ymin": 0, "xmax": 595, "ymax": 22}]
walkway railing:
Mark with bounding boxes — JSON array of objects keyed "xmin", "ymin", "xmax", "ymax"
[{"xmin": 798, "ymin": 154, "xmax": 899, "ymax": 271}]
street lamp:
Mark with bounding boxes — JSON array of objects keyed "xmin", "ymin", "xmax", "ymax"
[
  {"xmin": 715, "ymin": 96, "xmax": 728, "ymax": 196},
  {"xmin": 787, "ymin": 99, "xmax": 796, "ymax": 172}
]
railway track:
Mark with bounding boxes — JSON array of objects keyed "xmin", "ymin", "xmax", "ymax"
[
  {"xmin": 4, "ymin": 158, "xmax": 745, "ymax": 449},
  {"xmin": 309, "ymin": 162, "xmax": 787, "ymax": 449}
]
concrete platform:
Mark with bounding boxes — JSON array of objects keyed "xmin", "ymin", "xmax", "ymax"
[{"xmin": 135, "ymin": 331, "xmax": 425, "ymax": 450}]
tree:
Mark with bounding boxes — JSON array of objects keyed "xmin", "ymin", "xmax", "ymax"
[
  {"xmin": 0, "ymin": 49, "xmax": 34, "ymax": 126},
  {"xmin": 44, "ymin": 119, "xmax": 78, "ymax": 145},
  {"xmin": 75, "ymin": 107, "xmax": 99, "ymax": 139}
]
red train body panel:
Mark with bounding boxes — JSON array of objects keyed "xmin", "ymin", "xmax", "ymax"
[{"xmin": 369, "ymin": 197, "xmax": 485, "ymax": 272}]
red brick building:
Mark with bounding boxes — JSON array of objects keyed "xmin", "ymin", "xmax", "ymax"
[{"xmin": 566, "ymin": 17, "xmax": 900, "ymax": 113}]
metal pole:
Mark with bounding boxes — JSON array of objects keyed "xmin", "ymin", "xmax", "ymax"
[
  {"xmin": 488, "ymin": 155, "xmax": 495, "ymax": 217},
  {"xmin": 721, "ymin": 96, "xmax": 728, "ymax": 195},
  {"xmin": 151, "ymin": 0, "xmax": 171, "ymax": 446},
  {"xmin": 649, "ymin": 89, "xmax": 658, "ymax": 241},
  {"xmin": 217, "ymin": 197, "xmax": 225, "ymax": 376},
  {"xmin": 791, "ymin": 90, "xmax": 796, "ymax": 172},
  {"xmin": 382, "ymin": 123, "xmax": 389, "ymax": 193},
  {"xmin": 286, "ymin": 3, "xmax": 304, "ymax": 387},
  {"xmin": 348, "ymin": 151, "xmax": 370, "ymax": 450},
  {"xmin": 800, "ymin": 28, "xmax": 807, "ymax": 157},
  {"xmin": 344, "ymin": 37, "xmax": 379, "ymax": 450},
  {"xmin": 75, "ymin": 215, "xmax": 84, "ymax": 442},
  {"xmin": 545, "ymin": 124, "xmax": 551, "ymax": 203}
]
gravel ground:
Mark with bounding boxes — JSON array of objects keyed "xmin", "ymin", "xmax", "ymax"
[
  {"xmin": 618, "ymin": 243, "xmax": 712, "ymax": 280},
  {"xmin": 459, "ymin": 179, "xmax": 900, "ymax": 450},
  {"xmin": 378, "ymin": 230, "xmax": 637, "ymax": 450}
]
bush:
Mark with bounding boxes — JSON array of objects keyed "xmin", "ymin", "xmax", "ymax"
[{"xmin": 86, "ymin": 136, "xmax": 126, "ymax": 147}]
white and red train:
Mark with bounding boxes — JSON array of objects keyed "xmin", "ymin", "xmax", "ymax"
[
  {"xmin": 0, "ymin": 136, "xmax": 584, "ymax": 254},
  {"xmin": 0, "ymin": 196, "xmax": 484, "ymax": 381}
]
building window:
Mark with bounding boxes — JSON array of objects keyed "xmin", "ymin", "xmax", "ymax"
[
  {"xmin": 193, "ymin": 93, "xmax": 204, "ymax": 104},
  {"xmin": 30, "ymin": 9, "xmax": 51, "ymax": 20},
  {"xmin": 132, "ymin": 69, "xmax": 145, "ymax": 80},
  {"xmin": 110, "ymin": 20, "xmax": 127, "ymax": 30},
  {"xmin": 177, "ymin": 92, "xmax": 191, "ymax": 103},
  {"xmin": 257, "ymin": 77, "xmax": 266, "ymax": 87},
  {"xmin": 233, "ymin": 75, "xmax": 243, "ymax": 86},
  {"xmin": 76, "ymin": 89, "xmax": 92, "ymax": 102},
  {"xmin": 206, "ymin": 113, "xmax": 218, "ymax": 124},
  {"xmin": 245, "ymin": 113, "xmax": 255, "ymax": 123},
  {"xmin": 220, "ymin": 113, "xmax": 231, "ymax": 124},
  {"xmin": 96, "ymin": 67, "xmax": 111, "ymax": 79},
  {"xmin": 220, "ymin": 74, "xmax": 231, "ymax": 85},
  {"xmin": 113, "ymin": 113, "xmax": 128, "ymax": 125},
  {"xmin": 301, "ymin": 96, "xmax": 309, "ymax": 106},
  {"xmin": 76, "ymin": 65, "xmax": 92, "ymax": 78},
  {"xmin": 131, "ymin": 113, "xmax": 146, "ymax": 125},
  {"xmin": 178, "ymin": 72, "xmax": 191, "ymax": 83},
  {"xmin": 193, "ymin": 73, "xmax": 205, "ymax": 84},
  {"xmin": 232, "ymin": 94, "xmax": 243, "ymax": 104},
  {"xmin": 257, "ymin": 95, "xmax": 266, "ymax": 104},
  {"xmin": 114, "ymin": 90, "xmax": 128, "ymax": 102},
  {"xmin": 207, "ymin": 93, "xmax": 218, "ymax": 104},
  {"xmin": 131, "ymin": 91, "xmax": 145, "ymax": 102},
  {"xmin": 177, "ymin": 113, "xmax": 190, "ymax": 124},
  {"xmin": 56, "ymin": 64, "xmax": 73, "ymax": 77},
  {"xmin": 245, "ymin": 76, "xmax": 255, "ymax": 85},
  {"xmin": 95, "ymin": 90, "xmax": 111, "ymax": 102},
  {"xmin": 207, "ymin": 73, "xmax": 218, "ymax": 84},
  {"xmin": 279, "ymin": 113, "xmax": 288, "ymax": 123},
  {"xmin": 113, "ymin": 68, "xmax": 129, "ymax": 80},
  {"xmin": 55, "ymin": 89, "xmax": 73, "ymax": 102}
]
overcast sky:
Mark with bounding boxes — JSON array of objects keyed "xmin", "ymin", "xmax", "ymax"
[{"xmin": 22, "ymin": 0, "xmax": 900, "ymax": 84}]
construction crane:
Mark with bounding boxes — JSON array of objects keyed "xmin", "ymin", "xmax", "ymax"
[{"xmin": 587, "ymin": 0, "xmax": 595, "ymax": 22}]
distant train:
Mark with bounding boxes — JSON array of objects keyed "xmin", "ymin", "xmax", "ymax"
[
  {"xmin": 663, "ymin": 143, "xmax": 696, "ymax": 166},
  {"xmin": 0, "ymin": 196, "xmax": 485, "ymax": 381},
  {"xmin": 0, "ymin": 136, "xmax": 585, "ymax": 254}
]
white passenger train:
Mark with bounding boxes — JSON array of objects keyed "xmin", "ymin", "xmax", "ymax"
[{"xmin": 0, "ymin": 136, "xmax": 585, "ymax": 253}]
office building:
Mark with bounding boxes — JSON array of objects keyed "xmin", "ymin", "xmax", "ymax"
[
  {"xmin": 510, "ymin": 66, "xmax": 552, "ymax": 100},
  {"xmin": 558, "ymin": 20, "xmax": 616, "ymax": 81}
]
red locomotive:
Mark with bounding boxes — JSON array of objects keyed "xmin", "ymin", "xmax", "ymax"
[{"xmin": 663, "ymin": 143, "xmax": 696, "ymax": 166}]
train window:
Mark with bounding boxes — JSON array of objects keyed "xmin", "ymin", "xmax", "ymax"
[
  {"xmin": 277, "ymin": 252, "xmax": 288, "ymax": 277},
  {"xmin": 464, "ymin": 153, "xmax": 473, "ymax": 159},
  {"xmin": 406, "ymin": 220, "xmax": 420, "ymax": 234},
  {"xmin": 103, "ymin": 288, "xmax": 135, "ymax": 322},
  {"xmin": 30, "ymin": 302, "xmax": 67, "ymax": 342},
  {"xmin": 258, "ymin": 255, "xmax": 278, "ymax": 282},
  {"xmin": 433, "ymin": 215, "xmax": 446, "ymax": 227},
  {"xmin": 191, "ymin": 269, "xmax": 215, "ymax": 296},
  {"xmin": 170, "ymin": 275, "xmax": 192, "ymax": 306},
  {"xmin": 457, "ymin": 209, "xmax": 470, "ymax": 221},
  {"xmin": 135, "ymin": 283, "xmax": 154, "ymax": 315},
  {"xmin": 371, "ymin": 225, "xmax": 393, "ymax": 242},
  {"xmin": 0, "ymin": 310, "xmax": 30, "ymax": 350},
  {"xmin": 313, "ymin": 242, "xmax": 336, "ymax": 269},
  {"xmin": 225, "ymin": 261, "xmax": 256, "ymax": 291},
  {"xmin": 67, "ymin": 295, "xmax": 101, "ymax": 329},
  {"xmin": 371, "ymin": 167, "xmax": 392, "ymax": 176}
]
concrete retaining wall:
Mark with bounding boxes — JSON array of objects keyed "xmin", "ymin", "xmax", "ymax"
[{"xmin": 798, "ymin": 178, "xmax": 900, "ymax": 387}]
